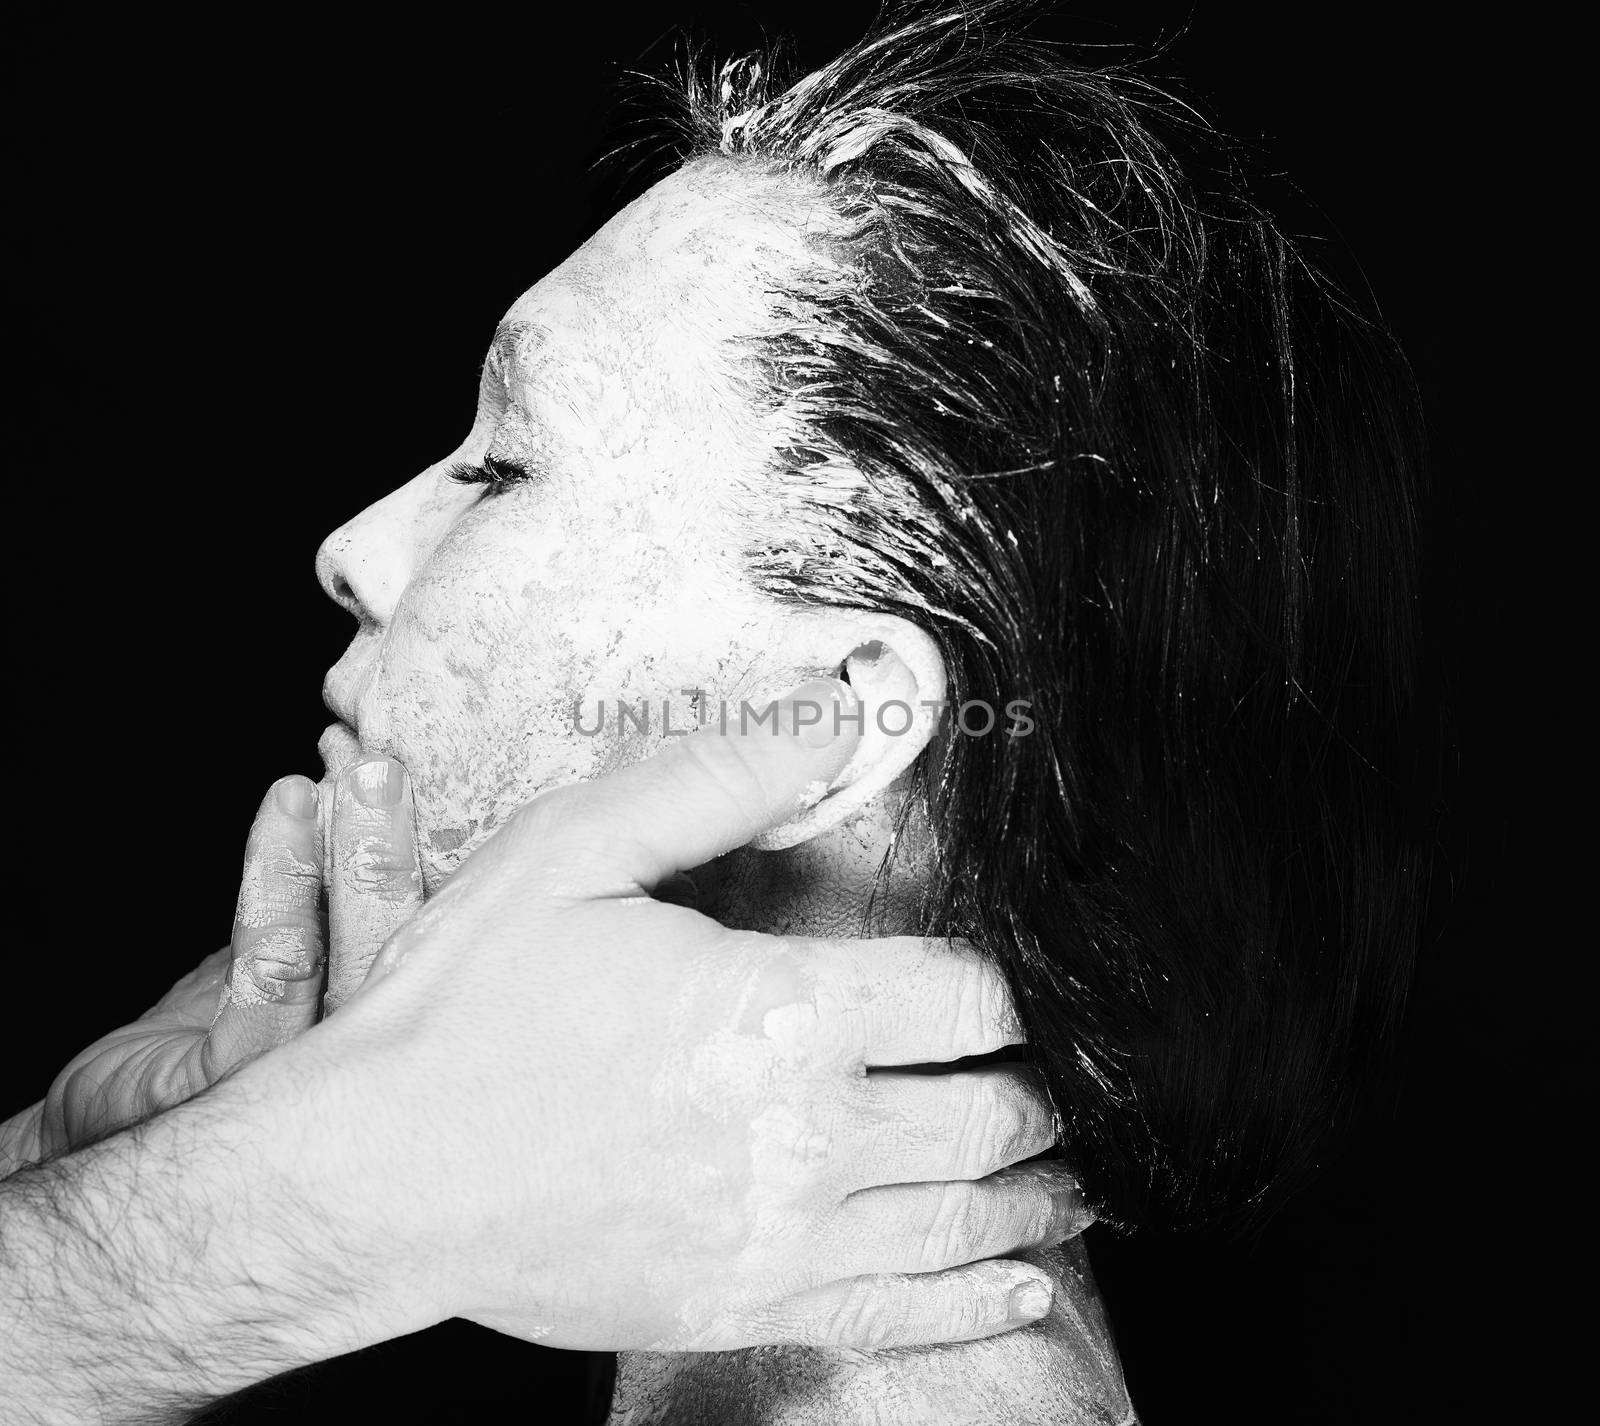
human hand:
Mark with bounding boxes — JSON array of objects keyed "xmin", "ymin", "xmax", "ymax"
[
  {"xmin": 36, "ymin": 762, "xmax": 423, "ymax": 1157},
  {"xmin": 283, "ymin": 679, "xmax": 1086, "ymax": 1354}
]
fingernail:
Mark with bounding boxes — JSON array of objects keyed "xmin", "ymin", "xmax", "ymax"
[
  {"xmin": 348, "ymin": 757, "xmax": 404, "ymax": 808},
  {"xmin": 1007, "ymin": 1279, "xmax": 1053, "ymax": 1322},
  {"xmin": 778, "ymin": 678, "xmax": 860, "ymax": 749},
  {"xmin": 275, "ymin": 775, "xmax": 318, "ymax": 820}
]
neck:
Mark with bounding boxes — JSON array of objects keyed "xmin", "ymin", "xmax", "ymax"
[
  {"xmin": 699, "ymin": 782, "xmax": 933, "ymax": 940},
  {"xmin": 611, "ymin": 784, "xmax": 1137, "ymax": 1426}
]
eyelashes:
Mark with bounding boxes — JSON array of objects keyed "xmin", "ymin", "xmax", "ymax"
[{"xmin": 446, "ymin": 452, "xmax": 534, "ymax": 488}]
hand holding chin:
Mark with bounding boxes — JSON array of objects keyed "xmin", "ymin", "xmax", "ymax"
[
  {"xmin": 277, "ymin": 681, "xmax": 1084, "ymax": 1354},
  {"xmin": 17, "ymin": 683, "xmax": 1082, "ymax": 1358}
]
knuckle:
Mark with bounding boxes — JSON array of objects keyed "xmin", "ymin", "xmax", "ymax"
[
  {"xmin": 736, "ymin": 947, "xmax": 827, "ymax": 1050},
  {"xmin": 265, "ymin": 850, "xmax": 322, "ymax": 894},
  {"xmin": 1010, "ymin": 1177, "xmax": 1060, "ymax": 1247},
  {"xmin": 234, "ymin": 877, "xmax": 320, "ymax": 932},
  {"xmin": 940, "ymin": 949, "xmax": 1020, "ymax": 1052},
  {"xmin": 919, "ymin": 1179, "xmax": 983, "ymax": 1271},
  {"xmin": 826, "ymin": 1277, "xmax": 900, "ymax": 1350},
  {"xmin": 796, "ymin": 953, "xmax": 867, "ymax": 1061},
  {"xmin": 974, "ymin": 1081, "xmax": 1033, "ymax": 1171},
  {"xmin": 242, "ymin": 920, "xmax": 321, "ymax": 976},
  {"xmin": 342, "ymin": 844, "xmax": 419, "ymax": 894},
  {"xmin": 241, "ymin": 840, "xmax": 321, "ymax": 902}
]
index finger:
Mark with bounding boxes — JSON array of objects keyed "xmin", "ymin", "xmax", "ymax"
[
  {"xmin": 515, "ymin": 678, "xmax": 861, "ymax": 898},
  {"xmin": 799, "ymin": 935, "xmax": 1027, "ymax": 1066}
]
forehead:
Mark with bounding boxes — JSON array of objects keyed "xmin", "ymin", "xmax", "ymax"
[{"xmin": 489, "ymin": 158, "xmax": 825, "ymax": 432}]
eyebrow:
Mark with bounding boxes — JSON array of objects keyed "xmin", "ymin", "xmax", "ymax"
[{"xmin": 486, "ymin": 320, "xmax": 549, "ymax": 382}]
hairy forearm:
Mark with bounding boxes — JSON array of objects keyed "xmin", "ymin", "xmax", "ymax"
[
  {"xmin": 609, "ymin": 1240, "xmax": 1134, "ymax": 1426},
  {"xmin": 0, "ymin": 1058, "xmax": 407, "ymax": 1424}
]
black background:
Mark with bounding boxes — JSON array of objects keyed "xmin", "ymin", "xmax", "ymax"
[{"xmin": 0, "ymin": 3, "xmax": 1573, "ymax": 1422}]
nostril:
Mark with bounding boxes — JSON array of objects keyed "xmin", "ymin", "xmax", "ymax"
[
  {"xmin": 315, "ymin": 538, "xmax": 365, "ymax": 616},
  {"xmin": 315, "ymin": 513, "xmax": 406, "ymax": 626}
]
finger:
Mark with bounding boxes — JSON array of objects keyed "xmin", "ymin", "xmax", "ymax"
[
  {"xmin": 845, "ymin": 1065, "xmax": 1055, "ymax": 1188},
  {"xmin": 326, "ymin": 755, "xmax": 424, "ymax": 1013},
  {"xmin": 821, "ymin": 1161, "xmax": 1091, "ymax": 1282},
  {"xmin": 724, "ymin": 1258, "xmax": 1057, "ymax": 1351},
  {"xmin": 505, "ymin": 678, "xmax": 860, "ymax": 898},
  {"xmin": 205, "ymin": 776, "xmax": 325, "ymax": 1078},
  {"xmin": 793, "ymin": 935, "xmax": 1025, "ymax": 1066}
]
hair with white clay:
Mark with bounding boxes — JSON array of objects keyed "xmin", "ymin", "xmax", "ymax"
[{"xmin": 623, "ymin": 0, "xmax": 1433, "ymax": 1236}]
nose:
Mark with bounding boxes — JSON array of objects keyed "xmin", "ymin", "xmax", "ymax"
[{"xmin": 316, "ymin": 470, "xmax": 449, "ymax": 626}]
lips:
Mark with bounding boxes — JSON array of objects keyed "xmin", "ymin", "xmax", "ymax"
[{"xmin": 318, "ymin": 721, "xmax": 362, "ymax": 782}]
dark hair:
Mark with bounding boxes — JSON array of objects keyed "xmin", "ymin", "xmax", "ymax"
[{"xmin": 647, "ymin": 1, "xmax": 1430, "ymax": 1234}]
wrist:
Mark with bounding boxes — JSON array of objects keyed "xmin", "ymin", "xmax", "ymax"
[
  {"xmin": 214, "ymin": 1023, "xmax": 447, "ymax": 1353},
  {"xmin": 263, "ymin": 986, "xmax": 486, "ymax": 1329}
]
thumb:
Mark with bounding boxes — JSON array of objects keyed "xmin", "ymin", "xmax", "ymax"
[{"xmin": 512, "ymin": 677, "xmax": 861, "ymax": 898}]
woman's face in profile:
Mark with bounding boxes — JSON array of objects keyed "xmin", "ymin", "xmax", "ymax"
[{"xmin": 313, "ymin": 162, "xmax": 826, "ymax": 890}]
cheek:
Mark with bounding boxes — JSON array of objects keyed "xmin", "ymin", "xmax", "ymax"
[
  {"xmin": 357, "ymin": 508, "xmax": 800, "ymax": 890},
  {"xmin": 357, "ymin": 563, "xmax": 711, "ymax": 887},
  {"xmin": 348, "ymin": 537, "xmax": 585, "ymax": 883},
  {"xmin": 365, "ymin": 645, "xmax": 590, "ymax": 890}
]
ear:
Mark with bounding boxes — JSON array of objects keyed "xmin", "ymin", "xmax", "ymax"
[{"xmin": 751, "ymin": 613, "xmax": 947, "ymax": 852}]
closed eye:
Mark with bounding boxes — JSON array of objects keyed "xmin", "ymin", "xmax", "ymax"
[{"xmin": 447, "ymin": 452, "xmax": 534, "ymax": 488}]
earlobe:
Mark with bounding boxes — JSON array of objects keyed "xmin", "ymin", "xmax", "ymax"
[{"xmin": 750, "ymin": 616, "xmax": 947, "ymax": 851}]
